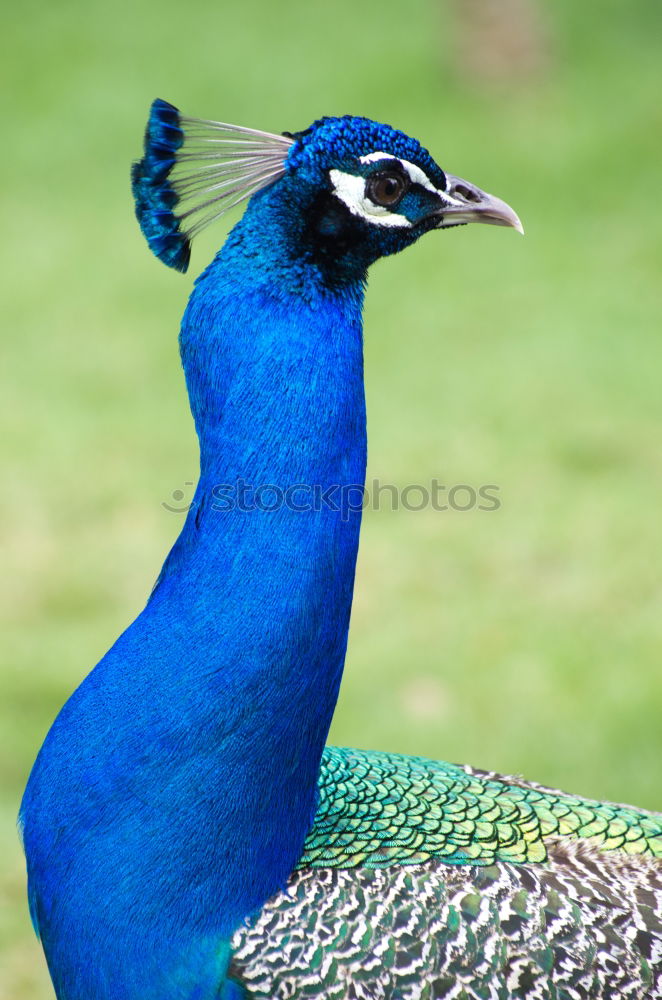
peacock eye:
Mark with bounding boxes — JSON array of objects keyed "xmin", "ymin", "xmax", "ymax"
[{"xmin": 365, "ymin": 171, "xmax": 408, "ymax": 208}]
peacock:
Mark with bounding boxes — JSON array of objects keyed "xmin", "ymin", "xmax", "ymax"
[{"xmin": 20, "ymin": 99, "xmax": 662, "ymax": 1000}]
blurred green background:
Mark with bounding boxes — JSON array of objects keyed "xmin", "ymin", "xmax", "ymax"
[{"xmin": 2, "ymin": 0, "xmax": 661, "ymax": 994}]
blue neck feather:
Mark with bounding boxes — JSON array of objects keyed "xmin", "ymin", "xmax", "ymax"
[{"xmin": 21, "ymin": 186, "xmax": 367, "ymax": 999}]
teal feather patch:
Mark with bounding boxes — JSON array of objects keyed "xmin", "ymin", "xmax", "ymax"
[{"xmin": 298, "ymin": 747, "xmax": 662, "ymax": 870}]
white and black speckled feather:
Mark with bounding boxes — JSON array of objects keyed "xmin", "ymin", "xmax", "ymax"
[
  {"xmin": 231, "ymin": 841, "xmax": 662, "ymax": 998},
  {"xmin": 227, "ymin": 749, "xmax": 662, "ymax": 999}
]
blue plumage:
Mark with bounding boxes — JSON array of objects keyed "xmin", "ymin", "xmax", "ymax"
[{"xmin": 20, "ymin": 102, "xmax": 526, "ymax": 1000}]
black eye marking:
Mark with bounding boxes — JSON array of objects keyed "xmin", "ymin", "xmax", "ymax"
[{"xmin": 365, "ymin": 170, "xmax": 409, "ymax": 208}]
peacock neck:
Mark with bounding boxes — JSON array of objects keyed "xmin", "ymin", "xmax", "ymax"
[
  {"xmin": 21, "ymin": 205, "xmax": 369, "ymax": 1000},
  {"xmin": 153, "ymin": 202, "xmax": 368, "ymax": 610},
  {"xmin": 142, "ymin": 203, "xmax": 368, "ymax": 927}
]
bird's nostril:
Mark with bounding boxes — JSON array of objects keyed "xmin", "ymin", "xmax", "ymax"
[{"xmin": 453, "ymin": 183, "xmax": 481, "ymax": 204}]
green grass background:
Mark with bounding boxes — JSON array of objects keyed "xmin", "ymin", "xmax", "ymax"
[{"xmin": 2, "ymin": 0, "xmax": 661, "ymax": 994}]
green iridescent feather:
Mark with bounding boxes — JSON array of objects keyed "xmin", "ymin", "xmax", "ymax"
[{"xmin": 297, "ymin": 747, "xmax": 662, "ymax": 870}]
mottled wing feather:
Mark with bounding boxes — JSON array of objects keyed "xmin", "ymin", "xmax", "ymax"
[
  {"xmin": 230, "ymin": 747, "xmax": 662, "ymax": 998},
  {"xmin": 232, "ymin": 848, "xmax": 662, "ymax": 998}
]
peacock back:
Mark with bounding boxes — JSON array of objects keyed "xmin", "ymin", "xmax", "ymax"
[{"xmin": 231, "ymin": 747, "xmax": 662, "ymax": 998}]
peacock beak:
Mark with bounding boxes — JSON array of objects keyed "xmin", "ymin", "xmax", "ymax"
[{"xmin": 435, "ymin": 174, "xmax": 524, "ymax": 234}]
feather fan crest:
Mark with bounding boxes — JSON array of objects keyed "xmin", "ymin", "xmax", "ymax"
[{"xmin": 131, "ymin": 99, "xmax": 293, "ymax": 272}]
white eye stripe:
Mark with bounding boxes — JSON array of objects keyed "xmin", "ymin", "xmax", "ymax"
[
  {"xmin": 329, "ymin": 169, "xmax": 413, "ymax": 228},
  {"xmin": 358, "ymin": 152, "xmax": 440, "ymax": 195}
]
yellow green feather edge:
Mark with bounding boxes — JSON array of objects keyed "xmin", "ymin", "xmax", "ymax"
[{"xmin": 298, "ymin": 747, "xmax": 662, "ymax": 870}]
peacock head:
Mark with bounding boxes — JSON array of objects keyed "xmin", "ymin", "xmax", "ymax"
[{"xmin": 132, "ymin": 100, "xmax": 522, "ymax": 277}]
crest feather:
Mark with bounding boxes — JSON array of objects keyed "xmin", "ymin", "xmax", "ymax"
[{"xmin": 132, "ymin": 99, "xmax": 292, "ymax": 272}]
